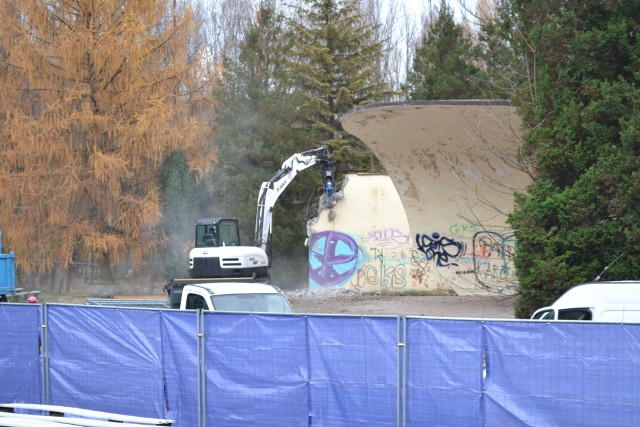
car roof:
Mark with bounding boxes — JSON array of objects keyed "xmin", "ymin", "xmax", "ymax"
[{"xmin": 188, "ymin": 282, "xmax": 282, "ymax": 296}]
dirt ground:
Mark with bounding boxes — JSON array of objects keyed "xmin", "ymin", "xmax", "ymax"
[
  {"xmin": 33, "ymin": 283, "xmax": 517, "ymax": 319},
  {"xmin": 286, "ymin": 290, "xmax": 516, "ymax": 319}
]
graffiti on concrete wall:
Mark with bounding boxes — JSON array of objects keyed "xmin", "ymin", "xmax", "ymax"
[
  {"xmin": 472, "ymin": 231, "xmax": 517, "ymax": 289},
  {"xmin": 448, "ymin": 223, "xmax": 478, "ymax": 236},
  {"xmin": 368, "ymin": 228, "xmax": 410, "ymax": 247},
  {"xmin": 350, "ymin": 247, "xmax": 408, "ymax": 290},
  {"xmin": 309, "ymin": 226, "xmax": 517, "ymax": 292},
  {"xmin": 352, "ymin": 264, "xmax": 407, "ymax": 290},
  {"xmin": 415, "ymin": 232, "xmax": 466, "ymax": 267},
  {"xmin": 310, "ymin": 228, "xmax": 413, "ymax": 290},
  {"xmin": 408, "ymin": 249, "xmax": 438, "ymax": 286},
  {"xmin": 309, "ymin": 230, "xmax": 364, "ymax": 288}
]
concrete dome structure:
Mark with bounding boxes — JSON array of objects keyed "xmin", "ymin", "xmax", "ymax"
[{"xmin": 308, "ymin": 101, "xmax": 531, "ymax": 295}]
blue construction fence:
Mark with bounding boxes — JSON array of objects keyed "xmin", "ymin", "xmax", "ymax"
[{"xmin": 1, "ymin": 303, "xmax": 639, "ymax": 426}]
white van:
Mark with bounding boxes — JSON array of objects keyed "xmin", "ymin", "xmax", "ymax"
[{"xmin": 531, "ymin": 281, "xmax": 640, "ymax": 323}]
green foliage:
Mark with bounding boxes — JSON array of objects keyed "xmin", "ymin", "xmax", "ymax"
[
  {"xmin": 209, "ymin": 1, "xmax": 318, "ymax": 287},
  {"xmin": 504, "ymin": 1, "xmax": 640, "ymax": 317},
  {"xmin": 210, "ymin": 0, "xmax": 394, "ymax": 288},
  {"xmin": 475, "ymin": 0, "xmax": 535, "ymax": 103},
  {"xmin": 159, "ymin": 150, "xmax": 198, "ymax": 278},
  {"xmin": 406, "ymin": 0, "xmax": 486, "ymax": 100},
  {"xmin": 285, "ymin": 0, "xmax": 391, "ymax": 171}
]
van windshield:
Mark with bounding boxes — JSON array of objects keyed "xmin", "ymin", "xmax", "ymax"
[
  {"xmin": 211, "ymin": 294, "xmax": 294, "ymax": 314},
  {"xmin": 532, "ymin": 309, "xmax": 554, "ymax": 320}
]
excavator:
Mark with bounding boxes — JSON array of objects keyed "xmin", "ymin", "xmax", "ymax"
[{"xmin": 187, "ymin": 146, "xmax": 336, "ymax": 280}]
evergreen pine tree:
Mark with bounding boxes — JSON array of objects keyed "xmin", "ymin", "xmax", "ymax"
[
  {"xmin": 285, "ymin": 0, "xmax": 392, "ymax": 170},
  {"xmin": 475, "ymin": 0, "xmax": 533, "ymax": 104},
  {"xmin": 210, "ymin": 1, "xmax": 316, "ymax": 287},
  {"xmin": 499, "ymin": 1, "xmax": 640, "ymax": 317},
  {"xmin": 406, "ymin": 0, "xmax": 485, "ymax": 100}
]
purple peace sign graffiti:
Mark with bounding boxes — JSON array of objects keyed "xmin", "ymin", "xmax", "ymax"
[{"xmin": 309, "ymin": 231, "xmax": 362, "ymax": 288}]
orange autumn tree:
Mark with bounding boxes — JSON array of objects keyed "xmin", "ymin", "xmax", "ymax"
[{"xmin": 0, "ymin": 0, "xmax": 216, "ymax": 282}]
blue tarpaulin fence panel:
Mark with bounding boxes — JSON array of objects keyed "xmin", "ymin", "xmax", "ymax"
[
  {"xmin": 307, "ymin": 316, "xmax": 398, "ymax": 427},
  {"xmin": 3, "ymin": 303, "xmax": 640, "ymax": 426},
  {"xmin": 405, "ymin": 318, "xmax": 483, "ymax": 426},
  {"xmin": 46, "ymin": 305, "xmax": 165, "ymax": 418},
  {"xmin": 483, "ymin": 321, "xmax": 640, "ymax": 427},
  {"xmin": 161, "ymin": 310, "xmax": 199, "ymax": 427},
  {"xmin": 204, "ymin": 313, "xmax": 309, "ymax": 426},
  {"xmin": 0, "ymin": 305, "xmax": 41, "ymax": 403}
]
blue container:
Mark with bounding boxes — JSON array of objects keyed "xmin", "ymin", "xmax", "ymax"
[{"xmin": 0, "ymin": 231, "xmax": 16, "ymax": 295}]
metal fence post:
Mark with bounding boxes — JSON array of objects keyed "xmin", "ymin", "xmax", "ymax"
[
  {"xmin": 197, "ymin": 310, "xmax": 206, "ymax": 427},
  {"xmin": 40, "ymin": 303, "xmax": 50, "ymax": 406},
  {"xmin": 402, "ymin": 317, "xmax": 407, "ymax": 427},
  {"xmin": 396, "ymin": 316, "xmax": 407, "ymax": 427}
]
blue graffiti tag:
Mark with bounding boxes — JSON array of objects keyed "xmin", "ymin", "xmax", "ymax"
[{"xmin": 415, "ymin": 232, "xmax": 466, "ymax": 267}]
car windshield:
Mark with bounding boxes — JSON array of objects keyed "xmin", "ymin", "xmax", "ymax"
[{"xmin": 211, "ymin": 293, "xmax": 294, "ymax": 314}]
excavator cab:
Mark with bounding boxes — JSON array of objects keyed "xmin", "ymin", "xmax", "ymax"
[
  {"xmin": 195, "ymin": 218, "xmax": 241, "ymax": 248},
  {"xmin": 190, "ymin": 217, "xmax": 267, "ymax": 279}
]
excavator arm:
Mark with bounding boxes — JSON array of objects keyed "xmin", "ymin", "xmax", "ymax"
[{"xmin": 254, "ymin": 146, "xmax": 335, "ymax": 261}]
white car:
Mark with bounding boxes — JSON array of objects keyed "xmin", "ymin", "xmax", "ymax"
[{"xmin": 172, "ymin": 281, "xmax": 294, "ymax": 314}]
